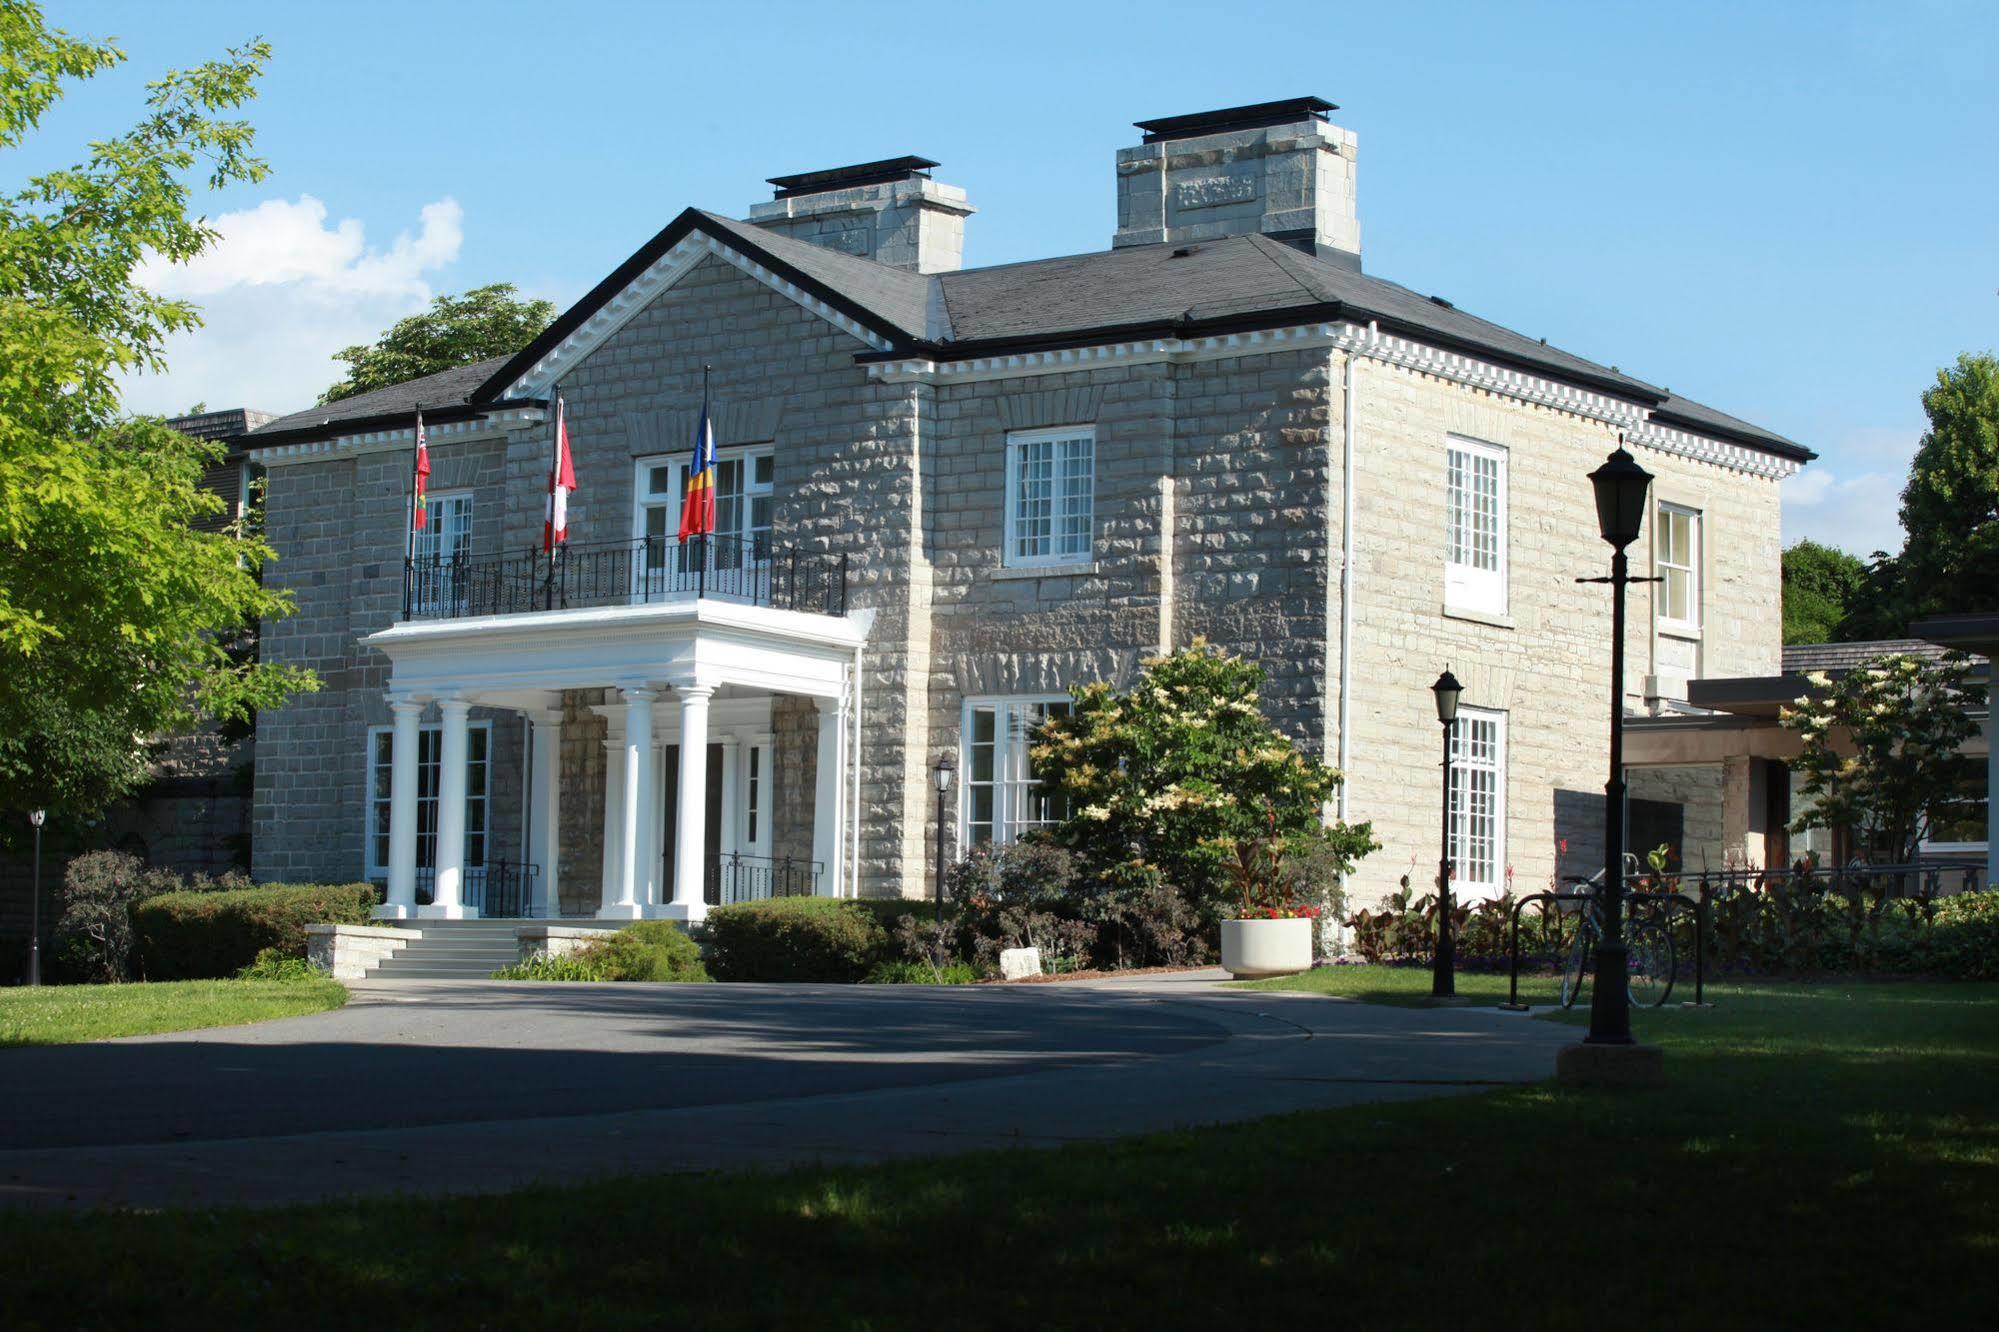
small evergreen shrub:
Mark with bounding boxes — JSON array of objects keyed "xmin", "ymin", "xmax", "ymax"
[
  {"xmin": 130, "ymin": 882, "xmax": 377, "ymax": 980},
  {"xmin": 493, "ymin": 953, "xmax": 607, "ymax": 981},
  {"xmin": 236, "ymin": 947, "xmax": 321, "ymax": 982},
  {"xmin": 705, "ymin": 897, "xmax": 890, "ymax": 982},
  {"xmin": 492, "ymin": 922, "xmax": 708, "ymax": 982},
  {"xmin": 578, "ymin": 920, "xmax": 708, "ymax": 981}
]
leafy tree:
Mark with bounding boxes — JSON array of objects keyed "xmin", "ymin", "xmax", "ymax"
[
  {"xmin": 0, "ymin": 7, "xmax": 313, "ymax": 832},
  {"xmin": 1782, "ymin": 653, "xmax": 1979, "ymax": 863},
  {"xmin": 1894, "ymin": 352, "xmax": 1999, "ymax": 619},
  {"xmin": 318, "ymin": 283, "xmax": 556, "ymax": 404},
  {"xmin": 1032, "ymin": 641, "xmax": 1379, "ymax": 924},
  {"xmin": 1781, "ymin": 539, "xmax": 1869, "ymax": 644}
]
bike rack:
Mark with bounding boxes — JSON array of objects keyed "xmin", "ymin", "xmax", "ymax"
[{"xmin": 1498, "ymin": 885, "xmax": 1712, "ymax": 1011}]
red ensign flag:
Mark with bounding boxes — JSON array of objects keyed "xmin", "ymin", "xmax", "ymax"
[{"xmin": 412, "ymin": 412, "xmax": 430, "ymax": 530}]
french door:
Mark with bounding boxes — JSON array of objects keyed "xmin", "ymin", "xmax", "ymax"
[{"xmin": 633, "ymin": 451, "xmax": 773, "ymax": 598}]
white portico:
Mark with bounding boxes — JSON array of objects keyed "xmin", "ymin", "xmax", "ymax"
[{"xmin": 363, "ymin": 594, "xmax": 870, "ymax": 923}]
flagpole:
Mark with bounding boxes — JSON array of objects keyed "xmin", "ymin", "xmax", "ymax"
[
  {"xmin": 403, "ymin": 403, "xmax": 422, "ymax": 619},
  {"xmin": 545, "ymin": 385, "xmax": 559, "ymax": 612},
  {"xmin": 698, "ymin": 365, "xmax": 710, "ymax": 601}
]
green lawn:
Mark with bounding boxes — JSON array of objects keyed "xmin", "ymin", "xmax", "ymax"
[
  {"xmin": 0, "ymin": 976, "xmax": 347, "ymax": 1047},
  {"xmin": 0, "ymin": 972, "xmax": 1993, "ymax": 1329}
]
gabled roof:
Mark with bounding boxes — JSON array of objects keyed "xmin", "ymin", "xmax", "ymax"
[
  {"xmin": 249, "ymin": 200, "xmax": 1809, "ymax": 465},
  {"xmin": 248, "ymin": 357, "xmax": 515, "ymax": 447}
]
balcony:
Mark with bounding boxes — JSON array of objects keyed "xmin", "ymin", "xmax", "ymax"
[{"xmin": 401, "ymin": 534, "xmax": 848, "ymax": 622}]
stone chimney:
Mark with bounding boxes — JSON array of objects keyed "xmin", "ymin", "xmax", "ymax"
[
  {"xmin": 1113, "ymin": 97, "xmax": 1360, "ymax": 268},
  {"xmin": 748, "ymin": 156, "xmax": 973, "ymax": 273}
]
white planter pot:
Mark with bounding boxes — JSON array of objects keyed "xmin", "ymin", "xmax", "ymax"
[{"xmin": 1220, "ymin": 917, "xmax": 1314, "ymax": 979}]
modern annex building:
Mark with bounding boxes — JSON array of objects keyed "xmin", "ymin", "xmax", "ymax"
[{"xmin": 241, "ymin": 98, "xmax": 1811, "ymax": 921}]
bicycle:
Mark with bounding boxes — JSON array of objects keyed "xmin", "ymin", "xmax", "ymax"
[{"xmin": 1558, "ymin": 870, "xmax": 1677, "ymax": 1009}]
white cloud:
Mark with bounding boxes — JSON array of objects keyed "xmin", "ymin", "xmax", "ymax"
[
  {"xmin": 122, "ymin": 195, "xmax": 464, "ymax": 417},
  {"xmin": 1781, "ymin": 426, "xmax": 1921, "ymax": 559}
]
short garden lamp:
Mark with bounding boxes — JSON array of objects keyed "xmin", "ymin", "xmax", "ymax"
[
  {"xmin": 1430, "ymin": 670, "xmax": 1463, "ymax": 998},
  {"xmin": 932, "ymin": 753, "xmax": 956, "ymax": 923},
  {"xmin": 27, "ymin": 808, "xmax": 45, "ymax": 987}
]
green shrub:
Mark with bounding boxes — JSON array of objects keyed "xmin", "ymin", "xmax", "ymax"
[
  {"xmin": 236, "ymin": 947, "xmax": 321, "ymax": 982},
  {"xmin": 705, "ymin": 897, "xmax": 890, "ymax": 982},
  {"xmin": 864, "ymin": 959, "xmax": 978, "ymax": 985},
  {"xmin": 1930, "ymin": 889, "xmax": 1999, "ymax": 980},
  {"xmin": 493, "ymin": 922, "xmax": 709, "ymax": 983},
  {"xmin": 577, "ymin": 920, "xmax": 708, "ymax": 981},
  {"xmin": 130, "ymin": 882, "xmax": 377, "ymax": 980},
  {"xmin": 493, "ymin": 954, "xmax": 607, "ymax": 982},
  {"xmin": 53, "ymin": 851, "xmax": 182, "ymax": 983}
]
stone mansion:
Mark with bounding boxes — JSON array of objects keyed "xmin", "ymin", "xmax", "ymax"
[{"xmin": 240, "ymin": 97, "xmax": 1810, "ymax": 920}]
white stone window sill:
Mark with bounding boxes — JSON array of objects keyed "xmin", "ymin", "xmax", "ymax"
[
  {"xmin": 1442, "ymin": 603, "xmax": 1515, "ymax": 630},
  {"xmin": 992, "ymin": 561, "xmax": 1097, "ymax": 582},
  {"xmin": 1660, "ymin": 623, "xmax": 1704, "ymax": 642}
]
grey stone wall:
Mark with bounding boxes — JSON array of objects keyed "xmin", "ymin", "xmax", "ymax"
[{"xmin": 771, "ymin": 696, "xmax": 818, "ymax": 869}]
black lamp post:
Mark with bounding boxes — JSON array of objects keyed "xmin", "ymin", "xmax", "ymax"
[
  {"xmin": 1431, "ymin": 669, "xmax": 1463, "ymax": 998},
  {"xmin": 27, "ymin": 808, "xmax": 45, "ymax": 987},
  {"xmin": 932, "ymin": 753, "xmax": 956, "ymax": 923},
  {"xmin": 1583, "ymin": 441, "xmax": 1655, "ymax": 1045}
]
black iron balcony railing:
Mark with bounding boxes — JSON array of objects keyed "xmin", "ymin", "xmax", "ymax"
[
  {"xmin": 702, "ymin": 852, "xmax": 823, "ymax": 906},
  {"xmin": 410, "ymin": 859, "xmax": 542, "ymax": 917},
  {"xmin": 402, "ymin": 535, "xmax": 848, "ymax": 621}
]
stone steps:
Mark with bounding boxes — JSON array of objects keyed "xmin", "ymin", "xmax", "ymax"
[{"xmin": 364, "ymin": 920, "xmax": 524, "ymax": 980}]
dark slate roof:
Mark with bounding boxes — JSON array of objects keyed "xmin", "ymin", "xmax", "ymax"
[
  {"xmin": 1782, "ymin": 640, "xmax": 1959, "ymax": 673},
  {"xmin": 694, "ymin": 210, "xmax": 930, "ymax": 341},
  {"xmin": 247, "ymin": 357, "xmax": 514, "ymax": 447},
  {"xmin": 296, "ymin": 205, "xmax": 1808, "ymax": 465}
]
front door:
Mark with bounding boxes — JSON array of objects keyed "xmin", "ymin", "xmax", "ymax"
[{"xmin": 659, "ymin": 743, "xmax": 725, "ymax": 901}]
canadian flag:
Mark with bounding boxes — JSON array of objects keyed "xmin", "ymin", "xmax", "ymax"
[{"xmin": 544, "ymin": 395, "xmax": 577, "ymax": 552}]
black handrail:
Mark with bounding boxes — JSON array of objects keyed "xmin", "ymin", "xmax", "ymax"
[
  {"xmin": 401, "ymin": 534, "xmax": 848, "ymax": 621},
  {"xmin": 701, "ymin": 852, "xmax": 823, "ymax": 906},
  {"xmin": 411, "ymin": 859, "xmax": 542, "ymax": 917}
]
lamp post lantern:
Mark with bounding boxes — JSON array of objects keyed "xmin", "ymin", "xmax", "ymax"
[
  {"xmin": 27, "ymin": 808, "xmax": 45, "ymax": 987},
  {"xmin": 1583, "ymin": 441, "xmax": 1655, "ymax": 1045},
  {"xmin": 932, "ymin": 753, "xmax": 956, "ymax": 924},
  {"xmin": 1431, "ymin": 669, "xmax": 1464, "ymax": 998}
]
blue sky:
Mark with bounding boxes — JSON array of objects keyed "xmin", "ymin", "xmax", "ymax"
[{"xmin": 43, "ymin": 0, "xmax": 1997, "ymax": 557}]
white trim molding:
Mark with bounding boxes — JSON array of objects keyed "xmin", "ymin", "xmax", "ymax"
[
  {"xmin": 502, "ymin": 231, "xmax": 894, "ymax": 401},
  {"xmin": 253, "ymin": 408, "xmax": 544, "ymax": 467},
  {"xmin": 868, "ymin": 321, "xmax": 1805, "ymax": 482}
]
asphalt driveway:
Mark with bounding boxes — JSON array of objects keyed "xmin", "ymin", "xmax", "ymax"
[{"xmin": 0, "ymin": 972, "xmax": 1572, "ymax": 1210}]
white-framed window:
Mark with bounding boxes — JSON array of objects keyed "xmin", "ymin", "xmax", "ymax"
[
  {"xmin": 962, "ymin": 695, "xmax": 1074, "ymax": 847},
  {"xmin": 634, "ymin": 449, "xmax": 773, "ymax": 585},
  {"xmin": 413, "ymin": 491, "xmax": 474, "ymax": 564},
  {"xmin": 1003, "ymin": 426, "xmax": 1094, "ymax": 567},
  {"xmin": 366, "ymin": 720, "xmax": 492, "ymax": 880},
  {"xmin": 1444, "ymin": 437, "xmax": 1507, "ymax": 613},
  {"xmin": 1657, "ymin": 502, "xmax": 1701, "ymax": 633},
  {"xmin": 1448, "ymin": 707, "xmax": 1507, "ymax": 897}
]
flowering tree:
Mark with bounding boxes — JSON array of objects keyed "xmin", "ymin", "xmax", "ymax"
[
  {"xmin": 1031, "ymin": 640, "xmax": 1379, "ymax": 919},
  {"xmin": 1781, "ymin": 652, "xmax": 1980, "ymax": 862}
]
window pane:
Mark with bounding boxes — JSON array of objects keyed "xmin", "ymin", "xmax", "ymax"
[{"xmin": 753, "ymin": 454, "xmax": 773, "ymax": 486}]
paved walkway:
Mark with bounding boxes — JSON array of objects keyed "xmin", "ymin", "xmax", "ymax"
[{"xmin": 0, "ymin": 972, "xmax": 1571, "ymax": 1211}]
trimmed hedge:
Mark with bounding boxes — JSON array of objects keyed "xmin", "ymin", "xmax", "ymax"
[
  {"xmin": 1930, "ymin": 889, "xmax": 1999, "ymax": 980},
  {"xmin": 131, "ymin": 883, "xmax": 377, "ymax": 981},
  {"xmin": 705, "ymin": 897, "xmax": 891, "ymax": 983}
]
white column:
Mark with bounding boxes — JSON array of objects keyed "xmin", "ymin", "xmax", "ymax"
[
  {"xmin": 529, "ymin": 710, "xmax": 562, "ymax": 918},
  {"xmin": 419, "ymin": 694, "xmax": 474, "ymax": 918},
  {"xmin": 664, "ymin": 684, "xmax": 716, "ymax": 922},
  {"xmin": 718, "ymin": 738, "xmax": 742, "ymax": 859},
  {"xmin": 597, "ymin": 735, "xmax": 626, "ymax": 917},
  {"xmin": 599, "ymin": 690, "xmax": 653, "ymax": 919},
  {"xmin": 376, "ymin": 695, "xmax": 423, "ymax": 920},
  {"xmin": 811, "ymin": 695, "xmax": 847, "ymax": 897},
  {"xmin": 643, "ymin": 743, "xmax": 666, "ymax": 911}
]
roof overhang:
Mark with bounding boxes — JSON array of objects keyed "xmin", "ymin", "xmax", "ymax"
[{"xmin": 1915, "ymin": 613, "xmax": 1999, "ymax": 658}]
